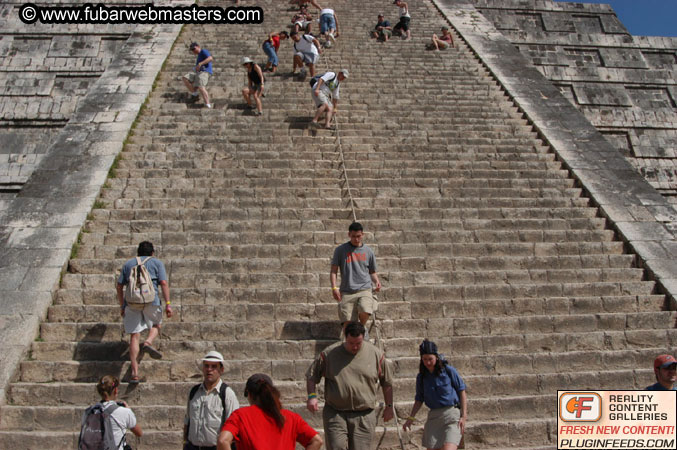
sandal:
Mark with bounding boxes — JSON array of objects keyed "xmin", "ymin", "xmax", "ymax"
[
  {"xmin": 142, "ymin": 343, "xmax": 163, "ymax": 359},
  {"xmin": 129, "ymin": 375, "xmax": 141, "ymax": 384}
]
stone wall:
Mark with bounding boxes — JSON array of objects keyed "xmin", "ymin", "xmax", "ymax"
[
  {"xmin": 469, "ymin": 0, "xmax": 677, "ymax": 219},
  {"xmin": 0, "ymin": 1, "xmax": 138, "ymax": 195}
]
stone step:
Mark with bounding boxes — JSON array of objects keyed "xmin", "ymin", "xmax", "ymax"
[
  {"xmin": 81, "ymin": 207, "xmax": 601, "ymax": 234},
  {"xmin": 58, "ymin": 266, "xmax": 647, "ymax": 290},
  {"xmin": 103, "ymin": 168, "xmax": 574, "ymax": 182},
  {"xmin": 19, "ymin": 346, "xmax": 668, "ymax": 383},
  {"xmin": 88, "ymin": 199, "xmax": 592, "ymax": 223},
  {"xmin": 0, "ymin": 395, "xmax": 554, "ymax": 433},
  {"xmin": 31, "ymin": 319, "xmax": 677, "ymax": 361},
  {"xmin": 119, "ymin": 147, "xmax": 557, "ymax": 162},
  {"xmin": 67, "ymin": 253, "xmax": 635, "ymax": 275},
  {"xmin": 0, "ymin": 419, "xmax": 557, "ymax": 449},
  {"xmin": 8, "ymin": 367, "xmax": 655, "ymax": 408},
  {"xmin": 78, "ymin": 228, "xmax": 618, "ymax": 247}
]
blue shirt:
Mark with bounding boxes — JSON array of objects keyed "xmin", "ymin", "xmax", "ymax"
[
  {"xmin": 415, "ymin": 364, "xmax": 466, "ymax": 410},
  {"xmin": 196, "ymin": 49, "xmax": 213, "ymax": 74},
  {"xmin": 646, "ymin": 382, "xmax": 677, "ymax": 391},
  {"xmin": 117, "ymin": 256, "xmax": 167, "ymax": 306}
]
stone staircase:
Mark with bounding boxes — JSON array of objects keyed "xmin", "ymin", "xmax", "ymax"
[{"xmin": 0, "ymin": 0, "xmax": 674, "ymax": 449}]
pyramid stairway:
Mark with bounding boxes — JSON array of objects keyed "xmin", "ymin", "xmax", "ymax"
[{"xmin": 0, "ymin": 0, "xmax": 674, "ymax": 449}]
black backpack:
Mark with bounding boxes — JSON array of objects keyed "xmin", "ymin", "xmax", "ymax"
[{"xmin": 309, "ymin": 73, "xmax": 337, "ymax": 88}]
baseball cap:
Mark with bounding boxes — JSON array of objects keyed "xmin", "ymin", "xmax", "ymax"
[
  {"xmin": 654, "ymin": 354, "xmax": 677, "ymax": 369},
  {"xmin": 189, "ymin": 42, "xmax": 199, "ymax": 50},
  {"xmin": 339, "ymin": 69, "xmax": 349, "ymax": 78},
  {"xmin": 202, "ymin": 350, "xmax": 225, "ymax": 364}
]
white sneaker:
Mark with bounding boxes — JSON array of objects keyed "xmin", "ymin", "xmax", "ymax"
[
  {"xmin": 191, "ymin": 91, "xmax": 199, "ymax": 97},
  {"xmin": 328, "ymin": 32, "xmax": 336, "ymax": 42},
  {"xmin": 205, "ymin": 103, "xmax": 213, "ymax": 109}
]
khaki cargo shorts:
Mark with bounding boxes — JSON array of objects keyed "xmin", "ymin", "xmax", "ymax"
[
  {"xmin": 338, "ymin": 289, "xmax": 377, "ymax": 323},
  {"xmin": 184, "ymin": 71, "xmax": 210, "ymax": 88}
]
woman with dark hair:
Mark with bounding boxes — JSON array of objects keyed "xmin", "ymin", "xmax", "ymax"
[
  {"xmin": 403, "ymin": 340, "xmax": 468, "ymax": 450},
  {"xmin": 217, "ymin": 373, "xmax": 323, "ymax": 450}
]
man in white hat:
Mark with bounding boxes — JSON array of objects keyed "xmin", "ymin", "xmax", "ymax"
[{"xmin": 183, "ymin": 351, "xmax": 239, "ymax": 450}]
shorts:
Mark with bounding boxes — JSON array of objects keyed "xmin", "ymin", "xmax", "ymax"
[
  {"xmin": 423, "ymin": 406, "xmax": 462, "ymax": 448},
  {"xmin": 295, "ymin": 51, "xmax": 319, "ymax": 65},
  {"xmin": 184, "ymin": 71, "xmax": 210, "ymax": 88},
  {"xmin": 123, "ymin": 303, "xmax": 162, "ymax": 334},
  {"xmin": 294, "ymin": 20, "xmax": 311, "ymax": 29},
  {"xmin": 320, "ymin": 13, "xmax": 336, "ymax": 34},
  {"xmin": 323, "ymin": 404, "xmax": 376, "ymax": 450},
  {"xmin": 338, "ymin": 289, "xmax": 376, "ymax": 323},
  {"xmin": 262, "ymin": 41, "xmax": 279, "ymax": 67},
  {"xmin": 394, "ymin": 16, "xmax": 410, "ymax": 32},
  {"xmin": 247, "ymin": 83, "xmax": 263, "ymax": 95},
  {"xmin": 311, "ymin": 88, "xmax": 331, "ymax": 108},
  {"xmin": 378, "ymin": 29, "xmax": 392, "ymax": 38},
  {"xmin": 438, "ymin": 40, "xmax": 450, "ymax": 49}
]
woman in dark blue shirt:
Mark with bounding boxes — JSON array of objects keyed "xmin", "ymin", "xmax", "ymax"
[{"xmin": 403, "ymin": 340, "xmax": 468, "ymax": 450}]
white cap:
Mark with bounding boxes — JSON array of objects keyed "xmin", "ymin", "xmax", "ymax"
[
  {"xmin": 241, "ymin": 56, "xmax": 253, "ymax": 65},
  {"xmin": 202, "ymin": 350, "xmax": 225, "ymax": 364}
]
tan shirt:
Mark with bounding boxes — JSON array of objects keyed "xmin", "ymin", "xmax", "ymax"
[
  {"xmin": 306, "ymin": 340, "xmax": 393, "ymax": 411},
  {"xmin": 184, "ymin": 379, "xmax": 240, "ymax": 446}
]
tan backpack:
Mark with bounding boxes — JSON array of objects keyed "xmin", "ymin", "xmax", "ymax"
[{"xmin": 124, "ymin": 257, "xmax": 156, "ymax": 310}]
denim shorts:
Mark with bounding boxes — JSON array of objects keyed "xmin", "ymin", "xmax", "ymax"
[
  {"xmin": 320, "ymin": 13, "xmax": 336, "ymax": 34},
  {"xmin": 262, "ymin": 41, "xmax": 278, "ymax": 67}
]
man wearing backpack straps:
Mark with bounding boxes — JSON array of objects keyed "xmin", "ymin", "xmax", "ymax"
[
  {"xmin": 184, "ymin": 351, "xmax": 240, "ymax": 450},
  {"xmin": 310, "ymin": 69, "xmax": 348, "ymax": 129},
  {"xmin": 116, "ymin": 241, "xmax": 172, "ymax": 383}
]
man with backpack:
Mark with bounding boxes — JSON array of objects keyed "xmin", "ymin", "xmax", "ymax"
[
  {"xmin": 290, "ymin": 31, "xmax": 322, "ymax": 78},
  {"xmin": 184, "ymin": 351, "xmax": 240, "ymax": 450},
  {"xmin": 310, "ymin": 69, "xmax": 348, "ymax": 129},
  {"xmin": 116, "ymin": 241, "xmax": 172, "ymax": 383}
]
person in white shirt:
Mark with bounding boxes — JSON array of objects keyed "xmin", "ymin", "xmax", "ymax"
[
  {"xmin": 291, "ymin": 31, "xmax": 323, "ymax": 77},
  {"xmin": 184, "ymin": 351, "xmax": 240, "ymax": 450},
  {"xmin": 310, "ymin": 69, "xmax": 348, "ymax": 129},
  {"xmin": 80, "ymin": 375, "xmax": 142, "ymax": 450}
]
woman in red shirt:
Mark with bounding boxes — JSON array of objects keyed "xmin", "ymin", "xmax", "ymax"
[
  {"xmin": 262, "ymin": 31, "xmax": 289, "ymax": 73},
  {"xmin": 217, "ymin": 373, "xmax": 323, "ymax": 450}
]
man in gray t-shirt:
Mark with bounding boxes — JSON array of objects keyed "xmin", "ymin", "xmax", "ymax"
[{"xmin": 330, "ymin": 222, "xmax": 381, "ymax": 331}]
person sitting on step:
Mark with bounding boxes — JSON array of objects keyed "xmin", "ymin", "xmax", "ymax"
[
  {"xmin": 427, "ymin": 26, "xmax": 454, "ymax": 51},
  {"xmin": 371, "ymin": 14, "xmax": 393, "ymax": 42},
  {"xmin": 291, "ymin": 6, "xmax": 313, "ymax": 34}
]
